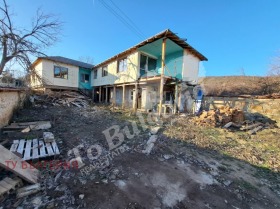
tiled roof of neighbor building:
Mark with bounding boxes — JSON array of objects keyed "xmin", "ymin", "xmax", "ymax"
[
  {"xmin": 95, "ymin": 29, "xmax": 208, "ymax": 68},
  {"xmin": 37, "ymin": 56, "xmax": 94, "ymax": 69}
]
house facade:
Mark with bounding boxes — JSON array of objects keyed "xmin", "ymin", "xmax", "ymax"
[
  {"xmin": 92, "ymin": 29, "xmax": 207, "ymax": 113},
  {"xmin": 31, "ymin": 56, "xmax": 93, "ymax": 93}
]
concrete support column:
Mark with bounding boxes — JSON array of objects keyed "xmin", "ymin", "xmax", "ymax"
[
  {"xmin": 122, "ymin": 84, "xmax": 126, "ymax": 109},
  {"xmin": 99, "ymin": 86, "xmax": 102, "ymax": 103},
  {"xmin": 133, "ymin": 83, "xmax": 138, "ymax": 113},
  {"xmin": 113, "ymin": 85, "xmax": 116, "ymax": 106},
  {"xmin": 105, "ymin": 87, "xmax": 108, "ymax": 103}
]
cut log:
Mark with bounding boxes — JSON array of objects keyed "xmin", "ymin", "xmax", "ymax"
[
  {"xmin": 0, "ymin": 145, "xmax": 39, "ymax": 184},
  {"xmin": 248, "ymin": 126, "xmax": 263, "ymax": 135},
  {"xmin": 241, "ymin": 122, "xmax": 262, "ymax": 131}
]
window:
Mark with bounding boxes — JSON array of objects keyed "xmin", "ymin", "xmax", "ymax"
[
  {"xmin": 81, "ymin": 73, "xmax": 90, "ymax": 83},
  {"xmin": 93, "ymin": 69, "xmax": 97, "ymax": 79},
  {"xmin": 117, "ymin": 58, "xmax": 127, "ymax": 73},
  {"xmin": 130, "ymin": 90, "xmax": 134, "ymax": 101},
  {"xmin": 54, "ymin": 66, "xmax": 68, "ymax": 79},
  {"xmin": 102, "ymin": 66, "xmax": 108, "ymax": 77},
  {"xmin": 140, "ymin": 54, "xmax": 157, "ymax": 75},
  {"xmin": 165, "ymin": 91, "xmax": 173, "ymax": 103}
]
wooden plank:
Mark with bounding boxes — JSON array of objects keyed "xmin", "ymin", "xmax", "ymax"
[
  {"xmin": 16, "ymin": 140, "xmax": 26, "ymax": 155},
  {"xmin": 45, "ymin": 142, "xmax": 54, "ymax": 156},
  {"xmin": 3, "ymin": 177, "xmax": 21, "ymax": 188},
  {"xmin": 51, "ymin": 141, "xmax": 60, "ymax": 155},
  {"xmin": 32, "ymin": 139, "xmax": 39, "ymax": 159},
  {"xmin": 0, "ymin": 180, "xmax": 11, "ymax": 190},
  {"xmin": 0, "ymin": 145, "xmax": 39, "ymax": 184},
  {"xmin": 0, "ymin": 186, "xmax": 6, "ymax": 196},
  {"xmin": 38, "ymin": 140, "xmax": 46, "ymax": 157},
  {"xmin": 10, "ymin": 141, "xmax": 19, "ymax": 153},
  {"xmin": 16, "ymin": 184, "xmax": 40, "ymax": 199},
  {"xmin": 23, "ymin": 140, "xmax": 32, "ymax": 160}
]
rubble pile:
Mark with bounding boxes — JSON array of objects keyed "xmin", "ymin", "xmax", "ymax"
[
  {"xmin": 31, "ymin": 91, "xmax": 91, "ymax": 108},
  {"xmin": 194, "ymin": 106, "xmax": 245, "ymax": 127}
]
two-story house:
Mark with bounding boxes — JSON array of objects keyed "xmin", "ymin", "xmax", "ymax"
[{"xmin": 92, "ymin": 29, "xmax": 207, "ymax": 113}]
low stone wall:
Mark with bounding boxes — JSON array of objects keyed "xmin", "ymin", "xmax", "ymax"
[
  {"xmin": 204, "ymin": 97, "xmax": 280, "ymax": 124},
  {"xmin": 0, "ymin": 88, "xmax": 26, "ymax": 128}
]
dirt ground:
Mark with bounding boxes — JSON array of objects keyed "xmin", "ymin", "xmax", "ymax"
[{"xmin": 1, "ymin": 104, "xmax": 280, "ymax": 209}]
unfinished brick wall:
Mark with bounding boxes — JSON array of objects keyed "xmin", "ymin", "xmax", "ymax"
[
  {"xmin": 0, "ymin": 90, "xmax": 26, "ymax": 128},
  {"xmin": 204, "ymin": 97, "xmax": 280, "ymax": 124}
]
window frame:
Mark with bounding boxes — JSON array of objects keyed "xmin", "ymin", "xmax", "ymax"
[
  {"xmin": 102, "ymin": 66, "xmax": 108, "ymax": 77},
  {"xmin": 54, "ymin": 66, "xmax": 68, "ymax": 79},
  {"xmin": 93, "ymin": 69, "xmax": 98, "ymax": 79},
  {"xmin": 140, "ymin": 53, "xmax": 157, "ymax": 72},
  {"xmin": 80, "ymin": 73, "xmax": 90, "ymax": 83},
  {"xmin": 117, "ymin": 57, "xmax": 128, "ymax": 73}
]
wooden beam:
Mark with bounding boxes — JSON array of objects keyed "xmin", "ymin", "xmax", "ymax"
[
  {"xmin": 122, "ymin": 84, "xmax": 126, "ymax": 109},
  {"xmin": 173, "ymin": 81, "xmax": 178, "ymax": 114},
  {"xmin": 158, "ymin": 38, "xmax": 166, "ymax": 116},
  {"xmin": 0, "ymin": 145, "xmax": 39, "ymax": 184}
]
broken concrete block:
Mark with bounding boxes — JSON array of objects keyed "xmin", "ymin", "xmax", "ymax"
[
  {"xmin": 43, "ymin": 132, "xmax": 55, "ymax": 142},
  {"xmin": 147, "ymin": 135, "xmax": 158, "ymax": 144},
  {"xmin": 142, "ymin": 135, "xmax": 158, "ymax": 155},
  {"xmin": 150, "ymin": 126, "xmax": 161, "ymax": 135},
  {"xmin": 79, "ymin": 194, "xmax": 85, "ymax": 200}
]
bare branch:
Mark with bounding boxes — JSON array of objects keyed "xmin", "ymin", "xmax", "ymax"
[{"xmin": 0, "ymin": 0, "xmax": 62, "ymax": 75}]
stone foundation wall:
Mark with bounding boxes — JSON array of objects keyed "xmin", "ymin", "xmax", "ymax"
[
  {"xmin": 0, "ymin": 89, "xmax": 26, "ymax": 128},
  {"xmin": 204, "ymin": 97, "xmax": 280, "ymax": 124}
]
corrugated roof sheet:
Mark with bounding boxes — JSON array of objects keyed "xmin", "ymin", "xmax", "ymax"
[
  {"xmin": 95, "ymin": 29, "xmax": 207, "ymax": 68},
  {"xmin": 38, "ymin": 56, "xmax": 94, "ymax": 69}
]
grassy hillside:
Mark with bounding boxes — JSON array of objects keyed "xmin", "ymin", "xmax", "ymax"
[{"xmin": 199, "ymin": 76, "xmax": 280, "ymax": 97}]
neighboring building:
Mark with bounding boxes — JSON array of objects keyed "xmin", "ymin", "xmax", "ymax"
[
  {"xmin": 31, "ymin": 56, "xmax": 93, "ymax": 93},
  {"xmin": 92, "ymin": 29, "xmax": 207, "ymax": 113}
]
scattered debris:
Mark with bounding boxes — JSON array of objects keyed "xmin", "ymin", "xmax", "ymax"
[
  {"xmin": 43, "ymin": 132, "xmax": 55, "ymax": 143},
  {"xmin": 0, "ymin": 145, "xmax": 39, "ymax": 184},
  {"xmin": 3, "ymin": 121, "xmax": 51, "ymax": 133},
  {"xmin": 31, "ymin": 91, "xmax": 91, "ymax": 108},
  {"xmin": 142, "ymin": 135, "xmax": 157, "ymax": 154},
  {"xmin": 16, "ymin": 184, "xmax": 41, "ymax": 198},
  {"xmin": 150, "ymin": 126, "xmax": 161, "ymax": 135},
  {"xmin": 0, "ymin": 177, "xmax": 22, "ymax": 199}
]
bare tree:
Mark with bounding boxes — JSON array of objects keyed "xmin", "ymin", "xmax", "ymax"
[
  {"xmin": 0, "ymin": 0, "xmax": 62, "ymax": 76},
  {"xmin": 268, "ymin": 55, "xmax": 280, "ymax": 76},
  {"xmin": 79, "ymin": 56, "xmax": 94, "ymax": 65}
]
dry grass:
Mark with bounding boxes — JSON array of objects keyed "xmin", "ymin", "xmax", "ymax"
[
  {"xmin": 199, "ymin": 76, "xmax": 280, "ymax": 96},
  {"xmin": 164, "ymin": 117, "xmax": 280, "ymax": 172}
]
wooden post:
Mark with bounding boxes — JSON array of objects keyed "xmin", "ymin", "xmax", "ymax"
[
  {"xmin": 133, "ymin": 82, "xmax": 138, "ymax": 113},
  {"xmin": 105, "ymin": 87, "xmax": 108, "ymax": 103},
  {"xmin": 173, "ymin": 80, "xmax": 178, "ymax": 114},
  {"xmin": 158, "ymin": 38, "xmax": 166, "ymax": 116},
  {"xmin": 99, "ymin": 86, "xmax": 102, "ymax": 103},
  {"xmin": 113, "ymin": 85, "xmax": 116, "ymax": 106},
  {"xmin": 122, "ymin": 84, "xmax": 126, "ymax": 109}
]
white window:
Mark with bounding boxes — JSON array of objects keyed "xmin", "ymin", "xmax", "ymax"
[
  {"xmin": 54, "ymin": 66, "xmax": 68, "ymax": 79},
  {"xmin": 117, "ymin": 58, "xmax": 127, "ymax": 73}
]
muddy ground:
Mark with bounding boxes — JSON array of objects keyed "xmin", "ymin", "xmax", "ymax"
[{"xmin": 0, "ymin": 104, "xmax": 280, "ymax": 209}]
